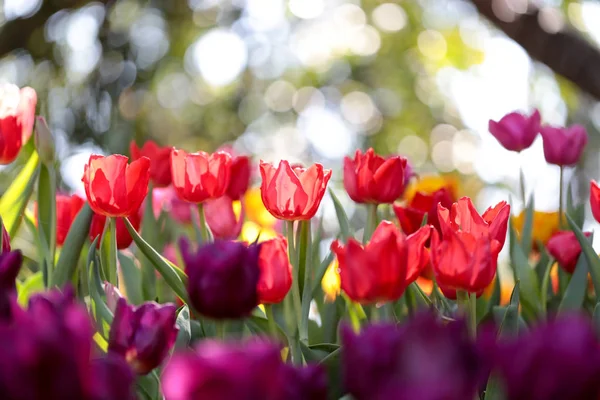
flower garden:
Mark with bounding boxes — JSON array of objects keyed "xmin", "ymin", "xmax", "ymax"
[{"xmin": 1, "ymin": 83, "xmax": 600, "ymax": 400}]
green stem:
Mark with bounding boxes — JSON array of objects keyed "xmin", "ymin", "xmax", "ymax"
[
  {"xmin": 216, "ymin": 320, "xmax": 226, "ymax": 340},
  {"xmin": 370, "ymin": 304, "xmax": 382, "ymax": 322},
  {"xmin": 297, "ymin": 221, "xmax": 311, "ymax": 343},
  {"xmin": 457, "ymin": 290, "xmax": 476, "ymax": 337},
  {"xmin": 264, "ymin": 304, "xmax": 278, "ymax": 338},
  {"xmin": 519, "ymin": 166, "xmax": 526, "ymax": 208},
  {"xmin": 345, "ymin": 297, "xmax": 367, "ymax": 332},
  {"xmin": 559, "ymin": 166, "xmax": 564, "ymax": 229},
  {"xmin": 364, "ymin": 203, "xmax": 378, "ymax": 243},
  {"xmin": 108, "ymin": 217, "xmax": 118, "ymax": 286},
  {"xmin": 285, "ymin": 221, "xmax": 302, "ymax": 341},
  {"xmin": 540, "ymin": 258, "xmax": 554, "ymax": 316},
  {"xmin": 197, "ymin": 203, "xmax": 212, "ymax": 243}
]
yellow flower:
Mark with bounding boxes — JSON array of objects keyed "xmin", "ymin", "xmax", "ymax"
[
  {"xmin": 483, "ymin": 277, "xmax": 515, "ymax": 306},
  {"xmin": 403, "ymin": 175, "xmax": 459, "ymax": 203},
  {"xmin": 243, "ymin": 187, "xmax": 278, "ymax": 228},
  {"xmin": 512, "ymin": 210, "xmax": 562, "ymax": 247},
  {"xmin": 321, "ymin": 259, "xmax": 341, "ymax": 303},
  {"xmin": 240, "ymin": 221, "xmax": 278, "ymax": 243}
]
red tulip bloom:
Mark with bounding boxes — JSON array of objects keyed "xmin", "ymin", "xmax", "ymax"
[
  {"xmin": 260, "ymin": 160, "xmax": 331, "ymax": 221},
  {"xmin": 55, "ymin": 194, "xmax": 85, "ymax": 246},
  {"xmin": 547, "ymin": 231, "xmax": 591, "ymax": 274},
  {"xmin": 257, "ymin": 235, "xmax": 292, "ymax": 304},
  {"xmin": 82, "ymin": 154, "xmax": 150, "ymax": 217},
  {"xmin": 89, "ymin": 212, "xmax": 141, "ymax": 250},
  {"xmin": 393, "ymin": 188, "xmax": 455, "ymax": 235},
  {"xmin": 170, "ymin": 148, "xmax": 232, "ymax": 203},
  {"xmin": 331, "ymin": 221, "xmax": 431, "ymax": 304},
  {"xmin": 227, "ymin": 155, "xmax": 251, "ymax": 200},
  {"xmin": 0, "ymin": 84, "xmax": 37, "ymax": 164},
  {"xmin": 204, "ymin": 196, "xmax": 243, "ymax": 240},
  {"xmin": 130, "ymin": 140, "xmax": 172, "ymax": 187},
  {"xmin": 590, "ymin": 181, "xmax": 600, "ymax": 224},
  {"xmin": 343, "ymin": 148, "xmax": 407, "ymax": 204},
  {"xmin": 431, "ymin": 197, "xmax": 510, "ymax": 297}
]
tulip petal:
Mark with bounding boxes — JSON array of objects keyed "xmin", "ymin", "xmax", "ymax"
[
  {"xmin": 404, "ymin": 225, "xmax": 432, "ymax": 282},
  {"xmin": 591, "ymin": 181, "xmax": 600, "ymax": 224},
  {"xmin": 125, "ymin": 156, "xmax": 150, "ymax": 214}
]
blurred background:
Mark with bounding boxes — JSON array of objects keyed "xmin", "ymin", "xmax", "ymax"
[{"xmin": 2, "ymin": 0, "xmax": 600, "ymax": 246}]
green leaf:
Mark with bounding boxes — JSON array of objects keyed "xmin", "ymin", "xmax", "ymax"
[
  {"xmin": 492, "ymin": 282, "xmax": 520, "ymax": 339},
  {"xmin": 123, "ymin": 217, "xmax": 189, "ymax": 303},
  {"xmin": 52, "ymin": 204, "xmax": 93, "ymax": 288},
  {"xmin": 0, "ymin": 148, "xmax": 39, "ymax": 237},
  {"xmin": 175, "ymin": 305, "xmax": 191, "ymax": 349},
  {"xmin": 520, "ymin": 194, "xmax": 535, "ymax": 256},
  {"xmin": 17, "ymin": 272, "xmax": 44, "ymax": 307},
  {"xmin": 567, "ymin": 214, "xmax": 600, "ymax": 302},
  {"xmin": 118, "ymin": 253, "xmax": 143, "ymax": 305},
  {"xmin": 567, "ymin": 180, "xmax": 585, "ymax": 229},
  {"xmin": 299, "ymin": 342, "xmax": 340, "ymax": 363},
  {"xmin": 139, "ymin": 185, "xmax": 158, "ymax": 301},
  {"xmin": 509, "ymin": 223, "xmax": 541, "ymax": 318},
  {"xmin": 36, "ymin": 164, "xmax": 57, "ymax": 271},
  {"xmin": 484, "ymin": 373, "xmax": 507, "ymax": 400},
  {"xmin": 593, "ymin": 302, "xmax": 600, "ymax": 335},
  {"xmin": 328, "ymin": 189, "xmax": 351, "ymax": 241},
  {"xmin": 486, "ymin": 276, "xmax": 501, "ymax": 316},
  {"xmin": 86, "ymin": 239, "xmax": 113, "ymax": 336},
  {"xmin": 320, "ymin": 347, "xmax": 343, "ymax": 400},
  {"xmin": 136, "ymin": 372, "xmax": 160, "ymax": 400},
  {"xmin": 558, "ymin": 237, "xmax": 591, "ymax": 314},
  {"xmin": 245, "ymin": 315, "xmax": 287, "ymax": 342}
]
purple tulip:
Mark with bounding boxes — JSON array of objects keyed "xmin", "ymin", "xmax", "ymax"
[
  {"xmin": 275, "ymin": 363, "xmax": 328, "ymax": 400},
  {"xmin": 89, "ymin": 354, "xmax": 136, "ymax": 400},
  {"xmin": 2, "ymin": 224, "xmax": 10, "ymax": 253},
  {"xmin": 488, "ymin": 109, "xmax": 541, "ymax": 152},
  {"xmin": 489, "ymin": 314, "xmax": 600, "ymax": 400},
  {"xmin": 162, "ymin": 338, "xmax": 283, "ymax": 400},
  {"xmin": 0, "ymin": 250, "xmax": 22, "ymax": 293},
  {"xmin": 180, "ymin": 238, "xmax": 261, "ymax": 319},
  {"xmin": 341, "ymin": 313, "xmax": 483, "ymax": 400},
  {"xmin": 540, "ymin": 124, "xmax": 588, "ymax": 166},
  {"xmin": 108, "ymin": 298, "xmax": 178, "ymax": 375}
]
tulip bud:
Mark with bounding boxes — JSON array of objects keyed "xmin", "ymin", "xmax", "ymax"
[
  {"xmin": 108, "ymin": 298, "xmax": 178, "ymax": 375},
  {"xmin": 540, "ymin": 124, "xmax": 588, "ymax": 166},
  {"xmin": 0, "ymin": 250, "xmax": 23, "ymax": 294},
  {"xmin": 34, "ymin": 116, "xmax": 55, "ymax": 165},
  {"xmin": 546, "ymin": 230, "xmax": 590, "ymax": 274},
  {"xmin": 180, "ymin": 238, "xmax": 261, "ymax": 319},
  {"xmin": 204, "ymin": 196, "xmax": 244, "ymax": 240},
  {"xmin": 257, "ymin": 235, "xmax": 292, "ymax": 304},
  {"xmin": 488, "ymin": 109, "xmax": 540, "ymax": 152}
]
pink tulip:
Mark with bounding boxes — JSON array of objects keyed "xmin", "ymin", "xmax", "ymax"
[{"xmin": 488, "ymin": 109, "xmax": 540, "ymax": 152}]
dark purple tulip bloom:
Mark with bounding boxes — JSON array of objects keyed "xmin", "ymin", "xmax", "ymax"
[
  {"xmin": 162, "ymin": 338, "xmax": 283, "ymax": 400},
  {"xmin": 489, "ymin": 314, "xmax": 600, "ymax": 400},
  {"xmin": 0, "ymin": 250, "xmax": 22, "ymax": 293},
  {"xmin": 275, "ymin": 363, "xmax": 328, "ymax": 400},
  {"xmin": 0, "ymin": 289, "xmax": 93, "ymax": 399},
  {"xmin": 540, "ymin": 124, "xmax": 588, "ymax": 166},
  {"xmin": 341, "ymin": 313, "xmax": 483, "ymax": 400},
  {"xmin": 108, "ymin": 298, "xmax": 178, "ymax": 375},
  {"xmin": 2, "ymin": 223, "xmax": 10, "ymax": 253},
  {"xmin": 180, "ymin": 238, "xmax": 261, "ymax": 319},
  {"xmin": 88, "ymin": 354, "xmax": 136, "ymax": 400}
]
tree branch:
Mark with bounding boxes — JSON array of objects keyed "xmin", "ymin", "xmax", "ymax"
[{"xmin": 470, "ymin": 0, "xmax": 600, "ymax": 100}]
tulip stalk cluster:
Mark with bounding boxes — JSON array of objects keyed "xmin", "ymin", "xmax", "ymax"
[{"xmin": 2, "ymin": 86, "xmax": 600, "ymax": 399}]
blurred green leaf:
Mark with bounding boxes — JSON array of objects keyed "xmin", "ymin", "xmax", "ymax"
[
  {"xmin": 521, "ymin": 194, "xmax": 535, "ymax": 256},
  {"xmin": 140, "ymin": 186, "xmax": 158, "ymax": 301},
  {"xmin": 175, "ymin": 305, "xmax": 191, "ymax": 350},
  {"xmin": 52, "ymin": 204, "xmax": 93, "ymax": 288},
  {"xmin": 0, "ymin": 147, "xmax": 39, "ymax": 237},
  {"xmin": 567, "ymin": 215, "xmax": 600, "ymax": 303},
  {"xmin": 118, "ymin": 252, "xmax": 143, "ymax": 305},
  {"xmin": 558, "ymin": 236, "xmax": 591, "ymax": 314},
  {"xmin": 329, "ymin": 189, "xmax": 351, "ymax": 241},
  {"xmin": 509, "ymin": 223, "xmax": 541, "ymax": 319},
  {"xmin": 17, "ymin": 272, "xmax": 44, "ymax": 307}
]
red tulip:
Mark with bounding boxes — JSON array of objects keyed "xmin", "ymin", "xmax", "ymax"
[
  {"xmin": 540, "ymin": 124, "xmax": 588, "ymax": 166},
  {"xmin": 343, "ymin": 148, "xmax": 407, "ymax": 204},
  {"xmin": 89, "ymin": 213, "xmax": 141, "ymax": 250},
  {"xmin": 590, "ymin": 180, "xmax": 600, "ymax": 224},
  {"xmin": 547, "ymin": 231, "xmax": 591, "ymax": 274},
  {"xmin": 204, "ymin": 196, "xmax": 243, "ymax": 240},
  {"xmin": 130, "ymin": 140, "xmax": 172, "ymax": 187},
  {"xmin": 170, "ymin": 148, "xmax": 232, "ymax": 203},
  {"xmin": 393, "ymin": 188, "xmax": 455, "ymax": 235},
  {"xmin": 331, "ymin": 221, "xmax": 431, "ymax": 304},
  {"xmin": 257, "ymin": 235, "xmax": 292, "ymax": 304},
  {"xmin": 0, "ymin": 84, "xmax": 37, "ymax": 164},
  {"xmin": 227, "ymin": 155, "xmax": 251, "ymax": 200},
  {"xmin": 55, "ymin": 194, "xmax": 85, "ymax": 246},
  {"xmin": 82, "ymin": 154, "xmax": 150, "ymax": 217},
  {"xmin": 431, "ymin": 197, "xmax": 510, "ymax": 297},
  {"xmin": 260, "ymin": 160, "xmax": 331, "ymax": 221}
]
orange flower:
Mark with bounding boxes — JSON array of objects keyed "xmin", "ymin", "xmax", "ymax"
[
  {"xmin": 403, "ymin": 175, "xmax": 459, "ymax": 204},
  {"xmin": 512, "ymin": 210, "xmax": 561, "ymax": 247}
]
